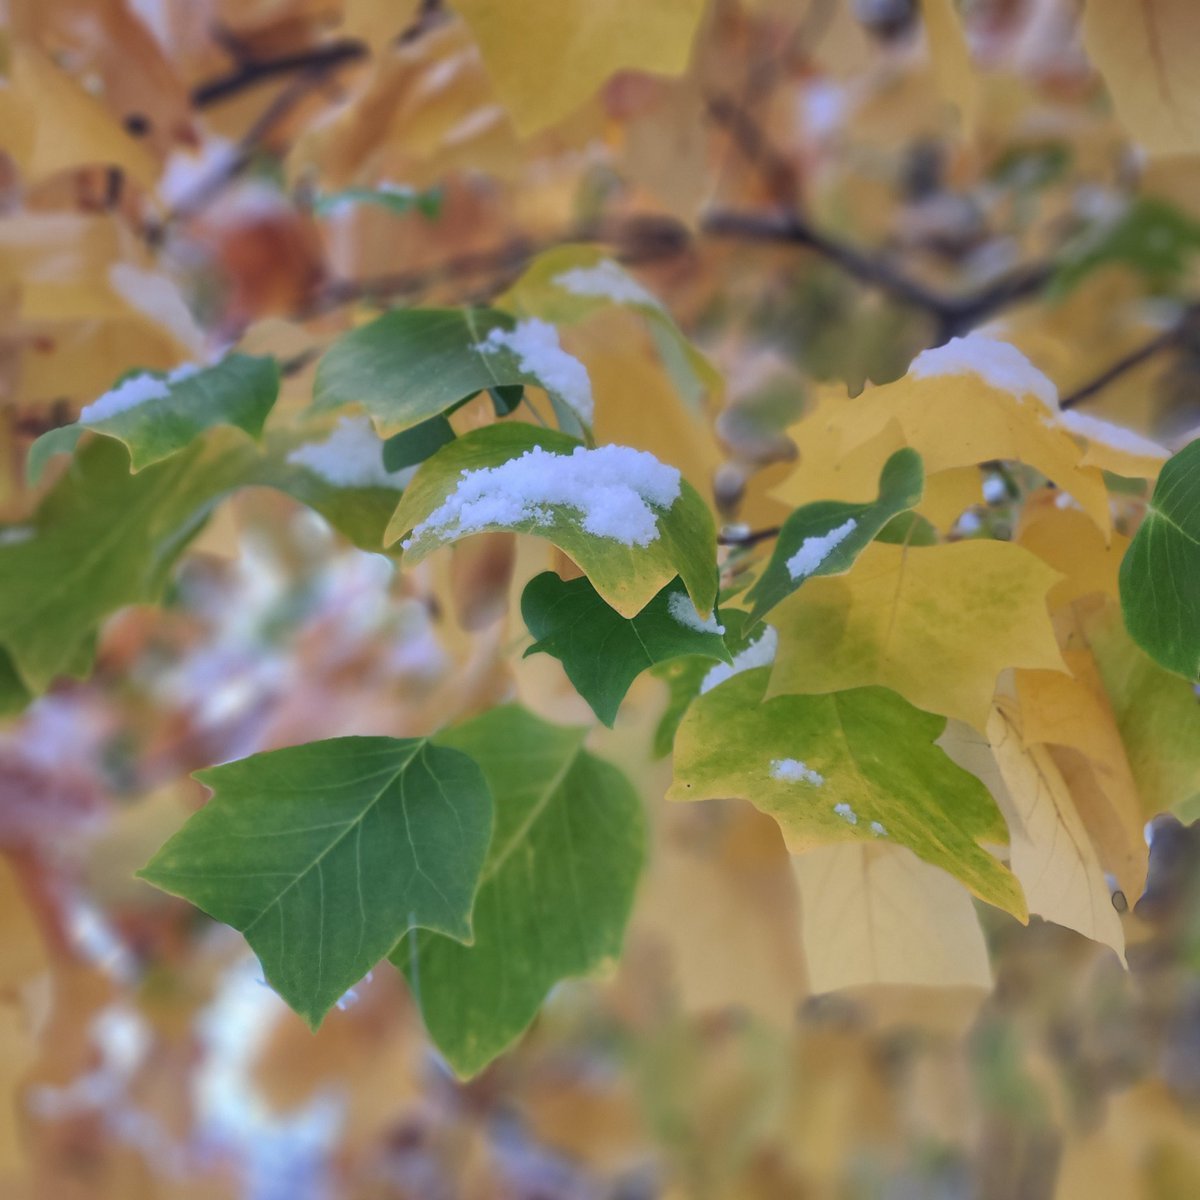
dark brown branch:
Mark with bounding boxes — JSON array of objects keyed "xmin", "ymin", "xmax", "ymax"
[
  {"xmin": 191, "ymin": 39, "xmax": 368, "ymax": 109},
  {"xmin": 718, "ymin": 525, "xmax": 782, "ymax": 547},
  {"xmin": 191, "ymin": 0, "xmax": 444, "ymax": 109},
  {"xmin": 1059, "ymin": 312, "xmax": 1197, "ymax": 410},
  {"xmin": 701, "ymin": 208, "xmax": 1055, "ymax": 340}
]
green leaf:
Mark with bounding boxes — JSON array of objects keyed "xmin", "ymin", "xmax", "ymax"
[
  {"xmin": 1054, "ymin": 197, "xmax": 1200, "ymax": 296},
  {"xmin": 745, "ymin": 449, "xmax": 924, "ymax": 619},
  {"xmin": 387, "ymin": 422, "xmax": 719, "ymax": 617},
  {"xmin": 139, "ymin": 736, "xmax": 493, "ymax": 1029},
  {"xmin": 392, "ymin": 705, "xmax": 645, "ymax": 1077},
  {"xmin": 30, "ymin": 355, "xmax": 279, "ymax": 477},
  {"xmin": 0, "ymin": 648, "xmax": 32, "ymax": 717},
  {"xmin": 521, "ymin": 572, "xmax": 730, "ymax": 726},
  {"xmin": 313, "ymin": 184, "xmax": 442, "ymax": 219},
  {"xmin": 0, "ymin": 433, "xmax": 256, "ymax": 692},
  {"xmin": 650, "ymin": 656, "xmax": 714, "ymax": 758},
  {"xmin": 1119, "ymin": 438, "xmax": 1200, "ymax": 680},
  {"xmin": 382, "ymin": 414, "xmax": 456, "ymax": 471},
  {"xmin": 648, "ymin": 608, "xmax": 757, "ymax": 757},
  {"xmin": 313, "ymin": 308, "xmax": 591, "ymax": 436},
  {"xmin": 667, "ymin": 669, "xmax": 1027, "ymax": 919},
  {"xmin": 1083, "ymin": 601, "xmax": 1200, "ymax": 815}
]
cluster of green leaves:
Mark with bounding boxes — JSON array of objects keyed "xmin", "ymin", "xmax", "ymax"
[{"xmin": 6, "ymin": 244, "xmax": 1199, "ymax": 1077}]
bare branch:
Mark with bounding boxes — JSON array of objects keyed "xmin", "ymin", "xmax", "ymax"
[
  {"xmin": 702, "ymin": 207, "xmax": 1055, "ymax": 339},
  {"xmin": 1059, "ymin": 310, "xmax": 1198, "ymax": 410},
  {"xmin": 191, "ymin": 38, "xmax": 368, "ymax": 108}
]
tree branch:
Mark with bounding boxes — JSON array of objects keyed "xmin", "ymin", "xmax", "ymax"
[
  {"xmin": 191, "ymin": 39, "xmax": 368, "ymax": 108},
  {"xmin": 701, "ymin": 207, "xmax": 1055, "ymax": 340},
  {"xmin": 1059, "ymin": 312, "xmax": 1196, "ymax": 410},
  {"xmin": 718, "ymin": 525, "xmax": 781, "ymax": 547}
]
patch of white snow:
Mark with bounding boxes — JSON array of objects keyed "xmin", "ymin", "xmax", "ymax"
[
  {"xmin": 700, "ymin": 626, "xmax": 778, "ymax": 694},
  {"xmin": 667, "ymin": 591, "xmax": 724, "ymax": 634},
  {"xmin": 478, "ymin": 319, "xmax": 594, "ymax": 426},
  {"xmin": 770, "ymin": 758, "xmax": 824, "ymax": 786},
  {"xmin": 287, "ymin": 416, "xmax": 414, "ymax": 490},
  {"xmin": 786, "ymin": 517, "xmax": 858, "ymax": 581},
  {"xmin": 406, "ymin": 444, "xmax": 680, "ymax": 548},
  {"xmin": 553, "ymin": 259, "xmax": 663, "ymax": 309},
  {"xmin": 909, "ymin": 332, "xmax": 1059, "ymax": 410}
]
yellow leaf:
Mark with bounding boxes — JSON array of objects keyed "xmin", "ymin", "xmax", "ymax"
[
  {"xmin": 940, "ymin": 704, "xmax": 1126, "ymax": 956},
  {"xmin": 791, "ymin": 842, "xmax": 992, "ymax": 993},
  {"xmin": 776, "ymin": 397, "xmax": 980, "ymax": 531},
  {"xmin": 0, "ymin": 861, "xmax": 47, "ymax": 1173},
  {"xmin": 777, "ymin": 340, "xmax": 1111, "ymax": 533},
  {"xmin": 568, "ymin": 309, "xmax": 723, "ymax": 497},
  {"xmin": 921, "ymin": 0, "xmax": 979, "ymax": 134},
  {"xmin": 1059, "ymin": 408, "xmax": 1170, "ymax": 479},
  {"xmin": 632, "ymin": 802, "xmax": 807, "ymax": 1027},
  {"xmin": 1082, "ymin": 0, "xmax": 1200, "ymax": 157},
  {"xmin": 340, "ymin": 0, "xmax": 422, "ymax": 52},
  {"xmin": 1014, "ymin": 668, "xmax": 1148, "ymax": 897},
  {"xmin": 769, "ymin": 540, "xmax": 1067, "ymax": 729},
  {"xmin": 11, "ymin": 47, "xmax": 159, "ymax": 190},
  {"xmin": 1016, "ymin": 491, "xmax": 1129, "ymax": 609},
  {"xmin": 453, "ymin": 0, "xmax": 707, "ymax": 135},
  {"xmin": 1070, "ymin": 598, "xmax": 1200, "ymax": 818}
]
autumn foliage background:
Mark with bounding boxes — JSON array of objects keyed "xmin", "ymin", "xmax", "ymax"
[{"xmin": 3, "ymin": 0, "xmax": 1200, "ymax": 1197}]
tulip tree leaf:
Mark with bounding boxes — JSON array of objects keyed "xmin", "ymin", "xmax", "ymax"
[
  {"xmin": 387, "ymin": 422, "xmax": 718, "ymax": 617},
  {"xmin": 1120, "ymin": 438, "xmax": 1200, "ymax": 680},
  {"xmin": 313, "ymin": 308, "xmax": 590, "ymax": 436},
  {"xmin": 393, "ymin": 705, "xmax": 645, "ymax": 1077},
  {"xmin": 668, "ymin": 668, "xmax": 1027, "ymax": 920},
  {"xmin": 139, "ymin": 737, "xmax": 493, "ymax": 1029},
  {"xmin": 0, "ymin": 433, "xmax": 257, "ymax": 692},
  {"xmin": 746, "ymin": 448, "xmax": 925, "ymax": 618},
  {"xmin": 521, "ymin": 571, "xmax": 730, "ymax": 726},
  {"xmin": 29, "ymin": 355, "xmax": 279, "ymax": 478}
]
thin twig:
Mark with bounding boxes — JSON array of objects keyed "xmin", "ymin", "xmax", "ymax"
[
  {"xmin": 1059, "ymin": 314, "xmax": 1196, "ymax": 410},
  {"xmin": 191, "ymin": 39, "xmax": 368, "ymax": 108},
  {"xmin": 191, "ymin": 0, "xmax": 444, "ymax": 109},
  {"xmin": 718, "ymin": 525, "xmax": 782, "ymax": 547},
  {"xmin": 701, "ymin": 207, "xmax": 1055, "ymax": 339}
]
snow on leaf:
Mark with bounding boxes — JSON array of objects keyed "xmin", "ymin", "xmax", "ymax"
[
  {"xmin": 287, "ymin": 417, "xmax": 414, "ymax": 490},
  {"xmin": 669, "ymin": 668, "xmax": 1026, "ymax": 919},
  {"xmin": 390, "ymin": 423, "xmax": 717, "ymax": 618},
  {"xmin": 477, "ymin": 319, "xmax": 593, "ymax": 426}
]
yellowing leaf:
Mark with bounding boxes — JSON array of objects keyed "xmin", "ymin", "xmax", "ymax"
[
  {"xmin": 1083, "ymin": 0, "xmax": 1200, "ymax": 157},
  {"xmin": 571, "ymin": 309, "xmax": 723, "ymax": 497},
  {"xmin": 1075, "ymin": 598, "xmax": 1200, "ymax": 817},
  {"xmin": 669, "ymin": 670, "xmax": 1026, "ymax": 918},
  {"xmin": 453, "ymin": 0, "xmax": 707, "ymax": 135},
  {"xmin": 1014, "ymin": 667, "xmax": 1148, "ymax": 896},
  {"xmin": 940, "ymin": 704, "xmax": 1126, "ymax": 956},
  {"xmin": 769, "ymin": 540, "xmax": 1067, "ymax": 729},
  {"xmin": 775, "ymin": 399, "xmax": 977, "ymax": 531},
  {"xmin": 1059, "ymin": 409, "xmax": 1170, "ymax": 479},
  {"xmin": 632, "ymin": 802, "xmax": 806, "ymax": 1026},
  {"xmin": 792, "ymin": 842, "xmax": 992, "ymax": 993},
  {"xmin": 921, "ymin": 0, "xmax": 979, "ymax": 134},
  {"xmin": 11, "ymin": 47, "xmax": 159, "ymax": 190},
  {"xmin": 1016, "ymin": 492, "xmax": 1128, "ymax": 609},
  {"xmin": 778, "ymin": 348, "xmax": 1111, "ymax": 532}
]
